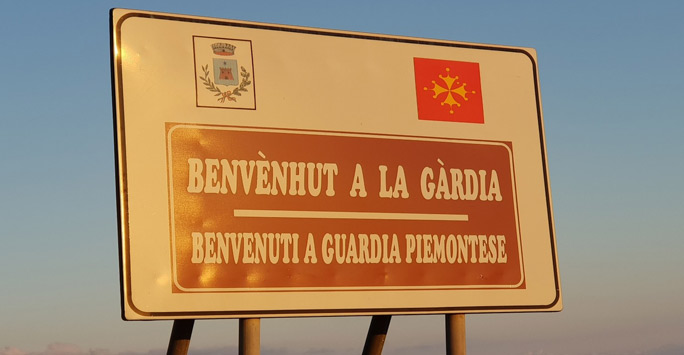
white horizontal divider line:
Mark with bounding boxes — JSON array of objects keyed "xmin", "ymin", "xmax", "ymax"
[{"xmin": 234, "ymin": 209, "xmax": 468, "ymax": 221}]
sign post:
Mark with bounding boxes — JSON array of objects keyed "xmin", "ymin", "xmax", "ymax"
[
  {"xmin": 166, "ymin": 320, "xmax": 194, "ymax": 355},
  {"xmin": 446, "ymin": 314, "xmax": 466, "ymax": 355},
  {"xmin": 239, "ymin": 318, "xmax": 260, "ymax": 355},
  {"xmin": 111, "ymin": 2, "xmax": 560, "ymax": 333},
  {"xmin": 362, "ymin": 315, "xmax": 392, "ymax": 355}
]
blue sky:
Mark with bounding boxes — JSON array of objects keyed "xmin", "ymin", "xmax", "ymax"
[{"xmin": 1, "ymin": 1, "xmax": 683, "ymax": 355}]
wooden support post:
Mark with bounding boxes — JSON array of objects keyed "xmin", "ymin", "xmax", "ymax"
[
  {"xmin": 166, "ymin": 319, "xmax": 195, "ymax": 355},
  {"xmin": 361, "ymin": 315, "xmax": 392, "ymax": 355},
  {"xmin": 445, "ymin": 314, "xmax": 466, "ymax": 355},
  {"xmin": 239, "ymin": 318, "xmax": 261, "ymax": 355}
]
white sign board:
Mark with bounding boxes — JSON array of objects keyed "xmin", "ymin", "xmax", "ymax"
[{"xmin": 111, "ymin": 8, "xmax": 561, "ymax": 320}]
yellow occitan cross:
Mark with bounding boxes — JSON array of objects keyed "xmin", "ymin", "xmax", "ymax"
[{"xmin": 424, "ymin": 68, "xmax": 475, "ymax": 114}]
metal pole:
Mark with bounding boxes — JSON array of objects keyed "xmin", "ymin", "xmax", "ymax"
[
  {"xmin": 445, "ymin": 314, "xmax": 466, "ymax": 355},
  {"xmin": 361, "ymin": 315, "xmax": 392, "ymax": 355},
  {"xmin": 166, "ymin": 319, "xmax": 195, "ymax": 355},
  {"xmin": 239, "ymin": 318, "xmax": 261, "ymax": 355}
]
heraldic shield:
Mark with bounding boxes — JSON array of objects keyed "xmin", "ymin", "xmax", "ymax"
[{"xmin": 194, "ymin": 36, "xmax": 256, "ymax": 109}]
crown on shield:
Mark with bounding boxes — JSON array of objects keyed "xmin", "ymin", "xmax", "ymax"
[{"xmin": 212, "ymin": 43, "xmax": 236, "ymax": 56}]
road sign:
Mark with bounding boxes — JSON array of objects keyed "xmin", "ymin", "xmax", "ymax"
[{"xmin": 111, "ymin": 8, "xmax": 561, "ymax": 320}]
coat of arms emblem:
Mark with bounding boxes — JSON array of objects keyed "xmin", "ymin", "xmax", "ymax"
[{"xmin": 194, "ymin": 36, "xmax": 256, "ymax": 109}]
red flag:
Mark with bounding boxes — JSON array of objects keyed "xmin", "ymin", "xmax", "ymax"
[{"xmin": 413, "ymin": 57, "xmax": 484, "ymax": 123}]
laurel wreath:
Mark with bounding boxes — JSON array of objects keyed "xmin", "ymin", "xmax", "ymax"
[{"xmin": 200, "ymin": 64, "xmax": 252, "ymax": 103}]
